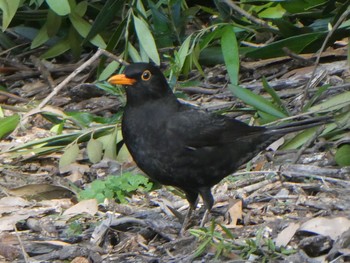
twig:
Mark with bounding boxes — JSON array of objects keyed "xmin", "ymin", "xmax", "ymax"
[
  {"xmin": 19, "ymin": 48, "xmax": 123, "ymax": 125},
  {"xmin": 0, "ymin": 90, "xmax": 29, "ymax": 102},
  {"xmin": 31, "ymin": 55, "xmax": 55, "ymax": 89},
  {"xmin": 300, "ymin": 8, "xmax": 350, "ymax": 108},
  {"xmin": 37, "ymin": 50, "xmax": 102, "ymax": 109},
  {"xmin": 13, "ymin": 224, "xmax": 30, "ymax": 263},
  {"xmin": 99, "ymin": 49, "xmax": 129, "ymax": 66}
]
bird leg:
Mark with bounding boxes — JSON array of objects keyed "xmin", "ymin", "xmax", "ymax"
[
  {"xmin": 196, "ymin": 187, "xmax": 214, "ymax": 227},
  {"xmin": 200, "ymin": 209, "xmax": 210, "ymax": 228},
  {"xmin": 179, "ymin": 190, "xmax": 199, "ymax": 236},
  {"xmin": 180, "ymin": 206, "xmax": 193, "ymax": 236}
]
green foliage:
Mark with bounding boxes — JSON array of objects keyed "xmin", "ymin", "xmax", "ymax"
[
  {"xmin": 79, "ymin": 173, "xmax": 153, "ymax": 203},
  {"xmin": 2, "ymin": 0, "xmax": 349, "ymax": 70},
  {"xmin": 66, "ymin": 220, "xmax": 83, "ymax": 237},
  {"xmin": 0, "ymin": 114, "xmax": 20, "ymax": 139},
  {"xmin": 190, "ymin": 221, "xmax": 296, "ymax": 261},
  {"xmin": 335, "ymin": 144, "xmax": 350, "ymax": 166}
]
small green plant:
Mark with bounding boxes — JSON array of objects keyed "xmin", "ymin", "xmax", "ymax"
[
  {"xmin": 79, "ymin": 173, "xmax": 153, "ymax": 203},
  {"xmin": 190, "ymin": 222, "xmax": 296, "ymax": 261},
  {"xmin": 66, "ymin": 220, "xmax": 83, "ymax": 237}
]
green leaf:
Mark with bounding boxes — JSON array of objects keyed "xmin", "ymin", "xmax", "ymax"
[
  {"xmin": 74, "ymin": 1, "xmax": 87, "ymax": 16},
  {"xmin": 262, "ymin": 77, "xmax": 290, "ymax": 116},
  {"xmin": 221, "ymin": 26, "xmax": 239, "ymax": 85},
  {"xmin": 98, "ymin": 61, "xmax": 120, "ymax": 81},
  {"xmin": 177, "ymin": 35, "xmax": 191, "ymax": 71},
  {"xmin": 128, "ymin": 42, "xmax": 142, "ymax": 62},
  {"xmin": 45, "ymin": 0, "xmax": 71, "ymax": 16},
  {"xmin": 307, "ymin": 91, "xmax": 350, "ymax": 113},
  {"xmin": 40, "ymin": 38, "xmax": 70, "ymax": 59},
  {"xmin": 83, "ymin": 0, "xmax": 124, "ymax": 45},
  {"xmin": 281, "ymin": 127, "xmax": 318, "ymax": 150},
  {"xmin": 116, "ymin": 129, "xmax": 131, "ymax": 163},
  {"xmin": 0, "ymin": 114, "xmax": 20, "ymax": 139},
  {"xmin": 59, "ymin": 143, "xmax": 79, "ymax": 169},
  {"xmin": 87, "ymin": 137, "xmax": 103, "ymax": 163},
  {"xmin": 244, "ymin": 33, "xmax": 323, "ymax": 59},
  {"xmin": 97, "ymin": 127, "xmax": 118, "ymax": 160},
  {"xmin": 69, "ymin": 12, "xmax": 107, "ymax": 48},
  {"xmin": 258, "ymin": 4, "xmax": 285, "ymax": 19},
  {"xmin": 46, "ymin": 9, "xmax": 62, "ymax": 36},
  {"xmin": 0, "ymin": 0, "xmax": 21, "ymax": 31},
  {"xmin": 335, "ymin": 144, "xmax": 350, "ymax": 166},
  {"xmin": 228, "ymin": 84, "xmax": 287, "ymax": 118},
  {"xmin": 31, "ymin": 23, "xmax": 49, "ymax": 49},
  {"xmin": 133, "ymin": 15, "xmax": 160, "ymax": 65}
]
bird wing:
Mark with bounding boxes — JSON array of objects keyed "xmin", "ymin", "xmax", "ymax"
[{"xmin": 165, "ymin": 108, "xmax": 266, "ymax": 148}]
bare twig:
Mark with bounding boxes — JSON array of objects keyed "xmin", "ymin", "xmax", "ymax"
[
  {"xmin": 0, "ymin": 90, "xmax": 29, "ymax": 102},
  {"xmin": 13, "ymin": 224, "xmax": 30, "ymax": 263},
  {"xmin": 31, "ymin": 55, "xmax": 55, "ymax": 89},
  {"xmin": 301, "ymin": 8, "xmax": 350, "ymax": 108}
]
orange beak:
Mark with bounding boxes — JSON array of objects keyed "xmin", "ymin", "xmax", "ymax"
[{"xmin": 108, "ymin": 74, "xmax": 136, "ymax": 85}]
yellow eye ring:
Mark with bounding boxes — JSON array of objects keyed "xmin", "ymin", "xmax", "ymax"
[{"xmin": 141, "ymin": 70, "xmax": 152, "ymax": 81}]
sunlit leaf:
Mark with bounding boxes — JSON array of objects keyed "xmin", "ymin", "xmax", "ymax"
[
  {"xmin": 46, "ymin": 0, "xmax": 70, "ymax": 16},
  {"xmin": 0, "ymin": 0, "xmax": 21, "ymax": 31},
  {"xmin": 0, "ymin": 114, "xmax": 20, "ymax": 139}
]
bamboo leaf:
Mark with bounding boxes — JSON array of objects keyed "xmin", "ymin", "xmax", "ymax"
[
  {"xmin": 221, "ymin": 26, "xmax": 239, "ymax": 85},
  {"xmin": 87, "ymin": 138, "xmax": 103, "ymax": 163},
  {"xmin": 307, "ymin": 91, "xmax": 350, "ymax": 113},
  {"xmin": 59, "ymin": 143, "xmax": 79, "ymax": 169},
  {"xmin": 46, "ymin": 0, "xmax": 71, "ymax": 16},
  {"xmin": 0, "ymin": 114, "xmax": 20, "ymax": 139},
  {"xmin": 0, "ymin": 0, "xmax": 21, "ymax": 31},
  {"xmin": 229, "ymin": 84, "xmax": 287, "ymax": 118},
  {"xmin": 133, "ymin": 15, "xmax": 160, "ymax": 65},
  {"xmin": 69, "ymin": 12, "xmax": 107, "ymax": 48}
]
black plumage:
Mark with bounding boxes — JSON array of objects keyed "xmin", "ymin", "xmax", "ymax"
[{"xmin": 108, "ymin": 62, "xmax": 328, "ymax": 212}]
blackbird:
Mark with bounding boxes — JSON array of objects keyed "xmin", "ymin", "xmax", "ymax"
[{"xmin": 108, "ymin": 63, "xmax": 328, "ymax": 214}]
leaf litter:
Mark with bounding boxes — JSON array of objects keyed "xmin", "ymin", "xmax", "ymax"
[{"xmin": 0, "ymin": 46, "xmax": 349, "ymax": 262}]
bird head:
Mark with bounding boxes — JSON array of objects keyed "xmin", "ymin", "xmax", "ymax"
[{"xmin": 108, "ymin": 63, "xmax": 173, "ymax": 103}]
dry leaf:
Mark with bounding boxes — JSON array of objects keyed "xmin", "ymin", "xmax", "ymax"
[
  {"xmin": 63, "ymin": 199, "xmax": 98, "ymax": 217},
  {"xmin": 226, "ymin": 199, "xmax": 242, "ymax": 228},
  {"xmin": 299, "ymin": 217, "xmax": 350, "ymax": 240},
  {"xmin": 275, "ymin": 222, "xmax": 300, "ymax": 247}
]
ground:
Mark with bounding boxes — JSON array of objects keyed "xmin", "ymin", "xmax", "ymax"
[{"xmin": 0, "ymin": 46, "xmax": 350, "ymax": 262}]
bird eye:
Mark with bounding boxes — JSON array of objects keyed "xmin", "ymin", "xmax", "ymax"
[{"xmin": 141, "ymin": 70, "xmax": 151, "ymax": 81}]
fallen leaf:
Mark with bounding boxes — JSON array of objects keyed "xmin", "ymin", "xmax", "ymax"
[
  {"xmin": 275, "ymin": 222, "xmax": 300, "ymax": 247},
  {"xmin": 299, "ymin": 217, "xmax": 350, "ymax": 240},
  {"xmin": 63, "ymin": 199, "xmax": 98, "ymax": 217},
  {"xmin": 225, "ymin": 199, "xmax": 242, "ymax": 228}
]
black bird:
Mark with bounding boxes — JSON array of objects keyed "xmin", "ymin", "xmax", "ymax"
[{"xmin": 108, "ymin": 63, "xmax": 328, "ymax": 218}]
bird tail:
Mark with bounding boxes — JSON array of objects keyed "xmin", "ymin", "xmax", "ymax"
[{"xmin": 265, "ymin": 116, "xmax": 332, "ymax": 135}]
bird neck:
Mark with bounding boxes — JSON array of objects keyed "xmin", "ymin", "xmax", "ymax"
[{"xmin": 125, "ymin": 86, "xmax": 178, "ymax": 107}]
